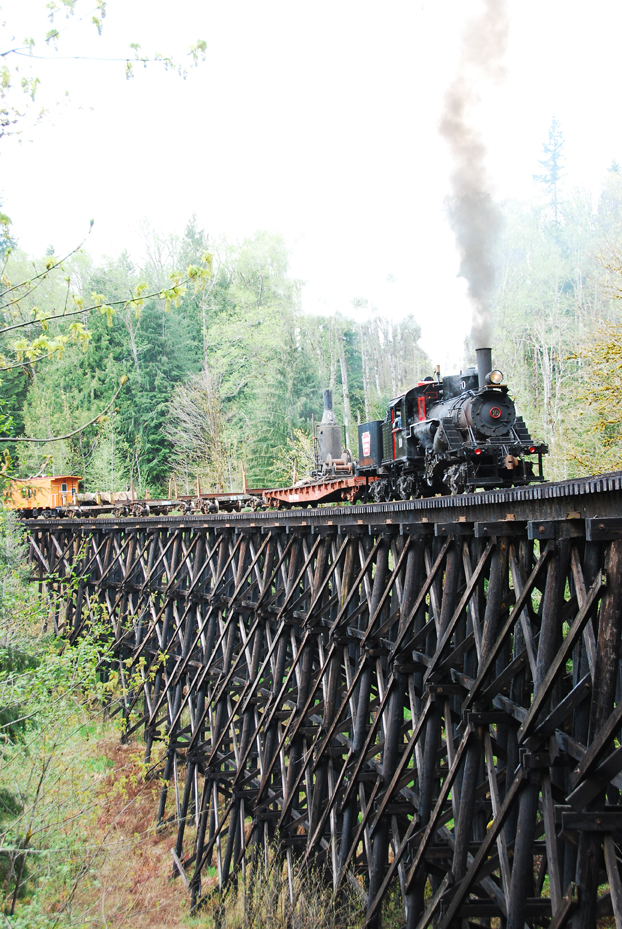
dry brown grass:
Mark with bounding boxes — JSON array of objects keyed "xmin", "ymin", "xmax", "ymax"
[
  {"xmin": 195, "ymin": 849, "xmax": 365, "ymax": 929},
  {"xmin": 10, "ymin": 726, "xmax": 363, "ymax": 929},
  {"xmin": 62, "ymin": 735, "xmax": 193, "ymax": 928}
]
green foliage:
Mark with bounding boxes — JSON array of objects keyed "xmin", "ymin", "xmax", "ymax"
[
  {"xmin": 116, "ymin": 299, "xmax": 200, "ymax": 491},
  {"xmin": 492, "ymin": 161, "xmax": 622, "ymax": 480},
  {"xmin": 0, "ymin": 506, "xmax": 130, "ymax": 922},
  {"xmin": 571, "ymin": 319, "xmax": 622, "ymax": 473}
]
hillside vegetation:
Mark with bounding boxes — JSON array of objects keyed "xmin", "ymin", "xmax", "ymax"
[
  {"xmin": 0, "ymin": 510, "xmax": 368, "ymax": 927},
  {"xmin": 0, "ymin": 509, "xmax": 185, "ymax": 926}
]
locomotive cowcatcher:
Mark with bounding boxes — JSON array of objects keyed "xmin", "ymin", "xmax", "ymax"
[{"xmin": 357, "ymin": 347, "xmax": 547, "ymax": 501}]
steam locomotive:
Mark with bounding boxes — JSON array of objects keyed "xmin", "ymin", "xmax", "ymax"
[{"xmin": 315, "ymin": 347, "xmax": 547, "ymax": 502}]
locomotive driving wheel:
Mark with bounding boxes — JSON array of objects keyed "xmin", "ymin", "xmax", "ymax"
[
  {"xmin": 396, "ymin": 475, "xmax": 416, "ymax": 500},
  {"xmin": 369, "ymin": 478, "xmax": 391, "ymax": 503},
  {"xmin": 443, "ymin": 462, "xmax": 468, "ymax": 496}
]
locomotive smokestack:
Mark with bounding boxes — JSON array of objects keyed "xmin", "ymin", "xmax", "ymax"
[
  {"xmin": 476, "ymin": 347, "xmax": 492, "ymax": 388},
  {"xmin": 321, "ymin": 389, "xmax": 338, "ymax": 425}
]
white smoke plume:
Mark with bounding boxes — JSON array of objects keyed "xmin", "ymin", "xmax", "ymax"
[{"xmin": 439, "ymin": 0, "xmax": 509, "ymax": 347}]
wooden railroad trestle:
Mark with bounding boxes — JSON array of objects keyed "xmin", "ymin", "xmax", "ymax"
[{"xmin": 25, "ymin": 475, "xmax": 622, "ymax": 927}]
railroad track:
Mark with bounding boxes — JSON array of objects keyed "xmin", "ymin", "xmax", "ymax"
[
  {"xmin": 23, "ymin": 470, "xmax": 622, "ymax": 927},
  {"xmin": 27, "ymin": 470, "xmax": 622, "ymax": 531}
]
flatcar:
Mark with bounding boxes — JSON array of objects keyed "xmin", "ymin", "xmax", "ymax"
[{"xmin": 4, "ymin": 477, "xmax": 262, "ymax": 518}]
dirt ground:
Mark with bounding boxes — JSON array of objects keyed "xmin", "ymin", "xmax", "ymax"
[{"xmin": 68, "ymin": 736, "xmax": 207, "ymax": 929}]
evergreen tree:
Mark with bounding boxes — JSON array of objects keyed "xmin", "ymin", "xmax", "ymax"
[
  {"xmin": 534, "ymin": 116, "xmax": 565, "ymax": 225},
  {"xmin": 116, "ymin": 300, "xmax": 199, "ymax": 493}
]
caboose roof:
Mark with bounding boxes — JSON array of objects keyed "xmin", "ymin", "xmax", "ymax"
[{"xmin": 12, "ymin": 475, "xmax": 81, "ymax": 483}]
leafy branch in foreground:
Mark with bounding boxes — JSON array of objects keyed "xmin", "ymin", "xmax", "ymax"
[
  {"xmin": 0, "ymin": 250, "xmax": 213, "ymax": 371},
  {"xmin": 0, "ymin": 1, "xmax": 206, "ymax": 138}
]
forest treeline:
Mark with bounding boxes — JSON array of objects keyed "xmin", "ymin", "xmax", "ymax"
[
  {"xmin": 492, "ymin": 161, "xmax": 622, "ymax": 479},
  {"xmin": 3, "ymin": 156, "xmax": 622, "ymax": 493}
]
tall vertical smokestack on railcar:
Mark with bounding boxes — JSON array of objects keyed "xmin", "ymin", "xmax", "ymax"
[
  {"xmin": 322, "ymin": 389, "xmax": 336, "ymax": 422},
  {"xmin": 318, "ymin": 388, "xmax": 342, "ymax": 465},
  {"xmin": 476, "ymin": 347, "xmax": 492, "ymax": 388}
]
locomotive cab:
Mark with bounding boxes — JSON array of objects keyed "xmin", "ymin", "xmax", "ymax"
[
  {"xmin": 382, "ymin": 379, "xmax": 444, "ymax": 466},
  {"xmin": 358, "ymin": 377, "xmax": 444, "ymax": 474}
]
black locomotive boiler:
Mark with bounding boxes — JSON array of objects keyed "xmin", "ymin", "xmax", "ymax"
[{"xmin": 357, "ymin": 347, "xmax": 547, "ymax": 501}]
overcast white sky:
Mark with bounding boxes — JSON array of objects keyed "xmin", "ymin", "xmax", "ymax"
[{"xmin": 2, "ymin": 1, "xmax": 622, "ymax": 370}]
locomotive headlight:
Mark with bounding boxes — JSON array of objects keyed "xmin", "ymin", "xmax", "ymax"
[{"xmin": 486, "ymin": 370, "xmax": 504, "ymax": 385}]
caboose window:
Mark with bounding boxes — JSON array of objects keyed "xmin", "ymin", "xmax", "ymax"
[{"xmin": 61, "ymin": 483, "xmax": 67, "ymax": 492}]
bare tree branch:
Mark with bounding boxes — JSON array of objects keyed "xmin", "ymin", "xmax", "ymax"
[
  {"xmin": 0, "ymin": 378, "xmax": 127, "ymax": 444},
  {"xmin": 164, "ymin": 368, "xmax": 229, "ymax": 492}
]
